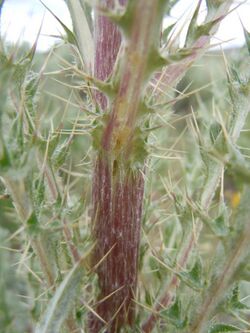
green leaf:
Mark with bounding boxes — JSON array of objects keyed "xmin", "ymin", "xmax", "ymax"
[
  {"xmin": 24, "ymin": 71, "xmax": 40, "ymax": 119},
  {"xmin": 145, "ymin": 289, "xmax": 153, "ymax": 306},
  {"xmin": 149, "ymin": 256, "xmax": 162, "ymax": 281},
  {"xmin": 190, "ymin": 199, "xmax": 230, "ymax": 237},
  {"xmin": 162, "ymin": 22, "xmax": 176, "ymax": 45},
  {"xmin": 178, "ymin": 257, "xmax": 203, "ymax": 291},
  {"xmin": 37, "ymin": 134, "xmax": 63, "ymax": 163},
  {"xmin": 32, "ymin": 177, "xmax": 45, "ymax": 213},
  {"xmin": 242, "ymin": 24, "xmax": 250, "ymax": 55},
  {"xmin": 0, "ymin": 139, "xmax": 11, "ymax": 170},
  {"xmin": 129, "ymin": 128, "xmax": 148, "ymax": 170},
  {"xmin": 27, "ymin": 211, "xmax": 40, "ymax": 235},
  {"xmin": 12, "ymin": 114, "xmax": 24, "ymax": 151},
  {"xmin": 40, "ymin": 1, "xmax": 77, "ymax": 46},
  {"xmin": 209, "ymin": 122, "xmax": 222, "ymax": 145},
  {"xmin": 208, "ymin": 324, "xmax": 241, "ymax": 333},
  {"xmin": 227, "ymin": 140, "xmax": 250, "ymax": 185},
  {"xmin": 185, "ymin": 0, "xmax": 202, "ymax": 47},
  {"xmin": 161, "ymin": 298, "xmax": 188, "ymax": 329},
  {"xmin": 13, "ymin": 59, "xmax": 31, "ymax": 90},
  {"xmin": 227, "ymin": 67, "xmax": 250, "ymax": 142},
  {"xmin": 35, "ymin": 248, "xmax": 92, "ymax": 333},
  {"xmin": 194, "ymin": 15, "xmax": 224, "ymax": 40},
  {"xmin": 51, "ymin": 140, "xmax": 70, "ymax": 170},
  {"xmin": 173, "ymin": 194, "xmax": 189, "ymax": 225},
  {"xmin": 65, "ymin": 0, "xmax": 94, "ymax": 70},
  {"xmin": 210, "ymin": 214, "xmax": 229, "ymax": 237},
  {"xmin": 227, "ymin": 284, "xmax": 249, "ymax": 312}
]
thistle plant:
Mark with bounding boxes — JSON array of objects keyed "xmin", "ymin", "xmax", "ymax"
[{"xmin": 0, "ymin": 1, "xmax": 250, "ymax": 333}]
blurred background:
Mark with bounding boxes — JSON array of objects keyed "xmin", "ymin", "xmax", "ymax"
[
  {"xmin": 0, "ymin": 1, "xmax": 250, "ymax": 332},
  {"xmin": 1, "ymin": 0, "xmax": 250, "ymax": 52}
]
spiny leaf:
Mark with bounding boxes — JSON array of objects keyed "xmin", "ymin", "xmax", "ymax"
[
  {"xmin": 241, "ymin": 22, "xmax": 250, "ymax": 55},
  {"xmin": 13, "ymin": 59, "xmax": 31, "ymax": 90},
  {"xmin": 208, "ymin": 323, "xmax": 241, "ymax": 333},
  {"xmin": 11, "ymin": 113, "xmax": 24, "ymax": 153},
  {"xmin": 162, "ymin": 22, "xmax": 176, "ymax": 46},
  {"xmin": 40, "ymin": 1, "xmax": 77, "ymax": 46},
  {"xmin": 227, "ymin": 66, "xmax": 250, "ymax": 142},
  {"xmin": 24, "ymin": 71, "xmax": 40, "ymax": 118},
  {"xmin": 190, "ymin": 200, "xmax": 230, "ymax": 237},
  {"xmin": 145, "ymin": 289, "xmax": 153, "ymax": 307},
  {"xmin": 149, "ymin": 256, "xmax": 162, "ymax": 281},
  {"xmin": 37, "ymin": 135, "xmax": 61, "ymax": 160},
  {"xmin": 128, "ymin": 127, "xmax": 148, "ymax": 170},
  {"xmin": 194, "ymin": 15, "xmax": 224, "ymax": 41},
  {"xmin": 167, "ymin": 48, "xmax": 193, "ymax": 62},
  {"xmin": 35, "ymin": 247, "xmax": 92, "ymax": 333},
  {"xmin": 65, "ymin": 0, "xmax": 94, "ymax": 70},
  {"xmin": 186, "ymin": 2, "xmax": 229, "ymax": 47},
  {"xmin": 185, "ymin": 0, "xmax": 202, "ymax": 47},
  {"xmin": 24, "ymin": 16, "xmax": 43, "ymax": 62},
  {"xmin": 227, "ymin": 145, "xmax": 250, "ymax": 185},
  {"xmin": 27, "ymin": 211, "xmax": 40, "ymax": 235},
  {"xmin": 173, "ymin": 194, "xmax": 192, "ymax": 228},
  {"xmin": 178, "ymin": 257, "xmax": 204, "ymax": 291},
  {"xmin": 32, "ymin": 177, "xmax": 45, "ymax": 213},
  {"xmin": 227, "ymin": 284, "xmax": 250, "ymax": 312},
  {"xmin": 0, "ymin": 138, "xmax": 11, "ymax": 170},
  {"xmin": 51, "ymin": 139, "xmax": 70, "ymax": 170},
  {"xmin": 209, "ymin": 122, "xmax": 222, "ymax": 145},
  {"xmin": 210, "ymin": 214, "xmax": 229, "ymax": 237},
  {"xmin": 161, "ymin": 297, "xmax": 188, "ymax": 329}
]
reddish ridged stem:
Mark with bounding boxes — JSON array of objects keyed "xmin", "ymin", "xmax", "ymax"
[
  {"xmin": 89, "ymin": 157, "xmax": 144, "ymax": 332},
  {"xmin": 94, "ymin": 0, "xmax": 126, "ymax": 109},
  {"xmin": 91, "ymin": 1, "xmax": 144, "ymax": 332},
  {"xmin": 90, "ymin": 1, "xmax": 163, "ymax": 331}
]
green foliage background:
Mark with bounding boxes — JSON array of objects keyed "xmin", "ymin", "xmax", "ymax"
[{"xmin": 0, "ymin": 1, "xmax": 250, "ymax": 332}]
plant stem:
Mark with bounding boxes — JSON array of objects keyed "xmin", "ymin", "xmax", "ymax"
[
  {"xmin": 91, "ymin": 1, "xmax": 237, "ymax": 331},
  {"xmin": 90, "ymin": 1, "xmax": 164, "ymax": 331},
  {"xmin": 89, "ymin": 1, "xmax": 126, "ymax": 331},
  {"xmin": 94, "ymin": 0, "xmax": 125, "ymax": 109}
]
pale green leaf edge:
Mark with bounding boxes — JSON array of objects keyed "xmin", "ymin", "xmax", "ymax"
[
  {"xmin": 66, "ymin": 0, "xmax": 94, "ymax": 72},
  {"xmin": 35, "ymin": 251, "xmax": 91, "ymax": 333}
]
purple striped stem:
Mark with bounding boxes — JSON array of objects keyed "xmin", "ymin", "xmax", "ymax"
[{"xmin": 89, "ymin": 1, "xmax": 163, "ymax": 332}]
